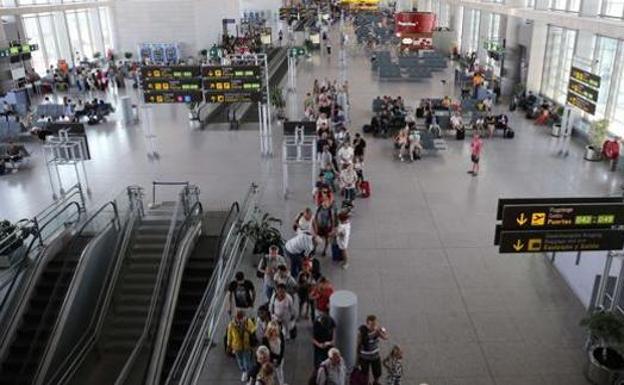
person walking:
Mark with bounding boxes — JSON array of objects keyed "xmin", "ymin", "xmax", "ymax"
[
  {"xmin": 262, "ymin": 322, "xmax": 286, "ymax": 385},
  {"xmin": 310, "ymin": 276, "xmax": 334, "ymax": 318},
  {"xmin": 283, "ymin": 231, "xmax": 315, "ymax": 278},
  {"xmin": 316, "ymin": 348, "xmax": 347, "ymax": 385},
  {"xmin": 468, "ymin": 133, "xmax": 483, "ymax": 176},
  {"xmin": 312, "ymin": 313, "xmax": 336, "ymax": 367},
  {"xmin": 382, "ymin": 345, "xmax": 404, "ymax": 385},
  {"xmin": 228, "ymin": 271, "xmax": 256, "ymax": 316},
  {"xmin": 269, "ymin": 284, "xmax": 296, "ymax": 339},
  {"xmin": 257, "ymin": 245, "xmax": 287, "ymax": 301},
  {"xmin": 357, "ymin": 315, "xmax": 389, "ymax": 385},
  {"xmin": 335, "ymin": 211, "xmax": 351, "ymax": 269},
  {"xmin": 226, "ymin": 310, "xmax": 257, "ymax": 383},
  {"xmin": 247, "ymin": 346, "xmax": 271, "ymax": 384},
  {"xmin": 255, "ymin": 362, "xmax": 276, "ymax": 385}
]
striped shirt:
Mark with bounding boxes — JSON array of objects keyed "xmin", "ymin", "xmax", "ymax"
[{"xmin": 285, "ymin": 233, "xmax": 314, "ymax": 256}]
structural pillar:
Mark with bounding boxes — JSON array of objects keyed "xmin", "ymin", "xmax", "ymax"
[
  {"xmin": 329, "ymin": 290, "xmax": 358, "ymax": 369},
  {"xmin": 526, "ymin": 21, "xmax": 547, "ymax": 94}
]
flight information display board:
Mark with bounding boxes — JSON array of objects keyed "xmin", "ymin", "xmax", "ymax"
[
  {"xmin": 567, "ymin": 92, "xmax": 596, "ymax": 115},
  {"xmin": 205, "ymin": 92, "xmax": 263, "ymax": 104},
  {"xmin": 202, "ymin": 65, "xmax": 262, "ymax": 80},
  {"xmin": 570, "ymin": 66, "xmax": 601, "ymax": 89},
  {"xmin": 144, "ymin": 79, "xmax": 202, "ymax": 92},
  {"xmin": 141, "ymin": 66, "xmax": 202, "ymax": 80},
  {"xmin": 141, "ymin": 64, "xmax": 265, "ymax": 104},
  {"xmin": 144, "ymin": 91, "xmax": 203, "ymax": 104},
  {"xmin": 567, "ymin": 66, "xmax": 600, "ymax": 115},
  {"xmin": 204, "ymin": 78, "xmax": 262, "ymax": 92}
]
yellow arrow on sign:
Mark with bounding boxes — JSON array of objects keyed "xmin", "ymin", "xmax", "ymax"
[
  {"xmin": 516, "ymin": 213, "xmax": 528, "ymax": 226},
  {"xmin": 513, "ymin": 240, "xmax": 525, "ymax": 251}
]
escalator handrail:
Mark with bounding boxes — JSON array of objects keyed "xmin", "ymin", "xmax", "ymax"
[
  {"xmin": 33, "ymin": 201, "xmax": 121, "ymax": 384},
  {"xmin": 163, "ymin": 194, "xmax": 257, "ymax": 385},
  {"xmin": 0, "ymin": 200, "xmax": 84, "ymax": 352},
  {"xmin": 114, "ymin": 191, "xmax": 185, "ymax": 385},
  {"xmin": 145, "ymin": 201, "xmax": 204, "ymax": 385},
  {"xmin": 163, "ymin": 183, "xmax": 257, "ymax": 385},
  {"xmin": 216, "ymin": 202, "xmax": 240, "ymax": 261},
  {"xmin": 159, "ymin": 201, "xmax": 240, "ymax": 385},
  {"xmin": 42, "ymin": 206, "xmax": 140, "ymax": 385},
  {"xmin": 172, "ymin": 217, "xmax": 251, "ymax": 385}
]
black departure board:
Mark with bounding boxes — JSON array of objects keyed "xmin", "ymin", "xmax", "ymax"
[
  {"xmin": 570, "ymin": 67, "xmax": 601, "ymax": 89},
  {"xmin": 567, "ymin": 92, "xmax": 596, "ymax": 115},
  {"xmin": 144, "ymin": 91, "xmax": 203, "ymax": 104},
  {"xmin": 144, "ymin": 79, "xmax": 202, "ymax": 92},
  {"xmin": 202, "ymin": 65, "xmax": 262, "ymax": 79},
  {"xmin": 205, "ymin": 92, "xmax": 263, "ymax": 104},
  {"xmin": 568, "ymin": 79, "xmax": 599, "ymax": 103},
  {"xmin": 204, "ymin": 78, "xmax": 262, "ymax": 92},
  {"xmin": 141, "ymin": 65, "xmax": 202, "ymax": 80}
]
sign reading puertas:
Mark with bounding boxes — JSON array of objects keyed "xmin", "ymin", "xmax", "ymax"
[{"xmin": 495, "ymin": 197, "xmax": 624, "ymax": 254}]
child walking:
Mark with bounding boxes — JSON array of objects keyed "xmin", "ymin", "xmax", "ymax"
[{"xmin": 383, "ymin": 345, "xmax": 403, "ymax": 385}]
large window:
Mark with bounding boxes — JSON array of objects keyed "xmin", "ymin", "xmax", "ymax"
[
  {"xmin": 549, "ymin": 0, "xmax": 581, "ymax": 12},
  {"xmin": 464, "ymin": 9, "xmax": 481, "ymax": 53},
  {"xmin": 487, "ymin": 13, "xmax": 501, "ymax": 42},
  {"xmin": 541, "ymin": 26, "xmax": 577, "ymax": 104},
  {"xmin": 432, "ymin": 0, "xmax": 450, "ymax": 28},
  {"xmin": 609, "ymin": 44, "xmax": 624, "ymax": 136},
  {"xmin": 21, "ymin": 6, "xmax": 112, "ymax": 74},
  {"xmin": 591, "ymin": 37, "xmax": 618, "ymax": 119},
  {"xmin": 600, "ymin": 0, "xmax": 624, "ymax": 18}
]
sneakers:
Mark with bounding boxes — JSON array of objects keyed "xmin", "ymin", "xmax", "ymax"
[
  {"xmin": 241, "ymin": 372, "xmax": 248, "ymax": 382},
  {"xmin": 341, "ymin": 263, "xmax": 349, "ymax": 269}
]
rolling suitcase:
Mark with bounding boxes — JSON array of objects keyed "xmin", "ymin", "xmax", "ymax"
[
  {"xmin": 360, "ymin": 181, "xmax": 370, "ymax": 198},
  {"xmin": 456, "ymin": 129, "xmax": 465, "ymax": 140},
  {"xmin": 505, "ymin": 128, "xmax": 515, "ymax": 139}
]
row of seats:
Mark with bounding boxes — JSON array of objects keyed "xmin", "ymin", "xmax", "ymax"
[{"xmin": 0, "ymin": 120, "xmax": 24, "ymax": 142}]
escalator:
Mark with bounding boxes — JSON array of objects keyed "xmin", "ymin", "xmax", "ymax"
[
  {"xmin": 66, "ymin": 203, "xmax": 179, "ymax": 385},
  {"xmin": 0, "ymin": 236, "xmax": 91, "ymax": 385},
  {"xmin": 158, "ymin": 210, "xmax": 232, "ymax": 384}
]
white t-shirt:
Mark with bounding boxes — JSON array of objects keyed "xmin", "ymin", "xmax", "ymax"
[
  {"xmin": 270, "ymin": 293, "xmax": 294, "ymax": 323},
  {"xmin": 297, "ymin": 215, "xmax": 313, "ymax": 234},
  {"xmin": 336, "ymin": 222, "xmax": 351, "ymax": 250},
  {"xmin": 337, "ymin": 146, "xmax": 354, "ymax": 165}
]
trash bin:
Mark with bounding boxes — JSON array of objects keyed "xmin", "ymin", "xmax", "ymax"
[{"xmin": 551, "ymin": 123, "xmax": 562, "ymax": 137}]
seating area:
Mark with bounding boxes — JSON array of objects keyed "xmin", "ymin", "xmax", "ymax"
[
  {"xmin": 0, "ymin": 142, "xmax": 31, "ymax": 174},
  {"xmin": 374, "ymin": 51, "xmax": 449, "ymax": 81},
  {"xmin": 353, "ymin": 13, "xmax": 396, "ymax": 46}
]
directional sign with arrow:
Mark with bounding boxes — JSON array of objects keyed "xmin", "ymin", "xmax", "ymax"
[
  {"xmin": 501, "ymin": 203, "xmax": 624, "ymax": 230},
  {"xmin": 499, "ymin": 229, "xmax": 624, "ymax": 253}
]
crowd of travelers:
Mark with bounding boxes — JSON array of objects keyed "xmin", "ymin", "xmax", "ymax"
[{"xmin": 222, "ymin": 78, "xmax": 404, "ymax": 385}]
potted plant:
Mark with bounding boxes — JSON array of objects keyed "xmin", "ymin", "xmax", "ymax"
[
  {"xmin": 270, "ymin": 87, "xmax": 286, "ymax": 121},
  {"xmin": 585, "ymin": 119, "xmax": 609, "ymax": 161},
  {"xmin": 581, "ymin": 310, "xmax": 624, "ymax": 385},
  {"xmin": 238, "ymin": 210, "xmax": 283, "ymax": 257}
]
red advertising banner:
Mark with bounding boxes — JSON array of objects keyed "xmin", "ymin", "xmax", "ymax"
[{"xmin": 395, "ymin": 12, "xmax": 436, "ymax": 35}]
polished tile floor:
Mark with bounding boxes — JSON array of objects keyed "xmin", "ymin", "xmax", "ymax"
[{"xmin": 2, "ymin": 28, "xmax": 621, "ymax": 385}]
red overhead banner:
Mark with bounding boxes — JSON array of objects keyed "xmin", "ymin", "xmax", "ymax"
[{"xmin": 395, "ymin": 12, "xmax": 436, "ymax": 35}]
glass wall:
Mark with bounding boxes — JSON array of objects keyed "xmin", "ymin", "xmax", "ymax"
[
  {"xmin": 432, "ymin": 1, "xmax": 451, "ymax": 28},
  {"xmin": 464, "ymin": 9, "xmax": 481, "ymax": 53},
  {"xmin": 541, "ymin": 26, "xmax": 577, "ymax": 104},
  {"xmin": 549, "ymin": 0, "xmax": 582, "ymax": 12},
  {"xmin": 600, "ymin": 0, "xmax": 624, "ymax": 18},
  {"xmin": 20, "ymin": 5, "xmax": 112, "ymax": 74}
]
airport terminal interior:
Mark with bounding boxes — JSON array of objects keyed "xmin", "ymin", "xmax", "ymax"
[{"xmin": 2, "ymin": 0, "xmax": 624, "ymax": 385}]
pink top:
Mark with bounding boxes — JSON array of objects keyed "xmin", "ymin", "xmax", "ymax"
[{"xmin": 471, "ymin": 138, "xmax": 483, "ymax": 156}]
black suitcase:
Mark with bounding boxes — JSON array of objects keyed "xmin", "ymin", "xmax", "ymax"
[
  {"xmin": 456, "ymin": 129, "xmax": 465, "ymax": 140},
  {"xmin": 416, "ymin": 107, "xmax": 424, "ymax": 118},
  {"xmin": 505, "ymin": 128, "xmax": 515, "ymax": 138},
  {"xmin": 362, "ymin": 124, "xmax": 372, "ymax": 134}
]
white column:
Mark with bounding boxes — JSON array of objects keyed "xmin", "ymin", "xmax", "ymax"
[
  {"xmin": 526, "ymin": 21, "xmax": 548, "ymax": 93},
  {"xmin": 451, "ymin": 5, "xmax": 464, "ymax": 51},
  {"xmin": 477, "ymin": 11, "xmax": 490, "ymax": 64},
  {"xmin": 460, "ymin": 7, "xmax": 472, "ymax": 54}
]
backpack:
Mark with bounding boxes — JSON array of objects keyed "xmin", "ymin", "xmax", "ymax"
[
  {"xmin": 233, "ymin": 281, "xmax": 252, "ymax": 308},
  {"xmin": 505, "ymin": 128, "xmax": 515, "ymax": 139}
]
